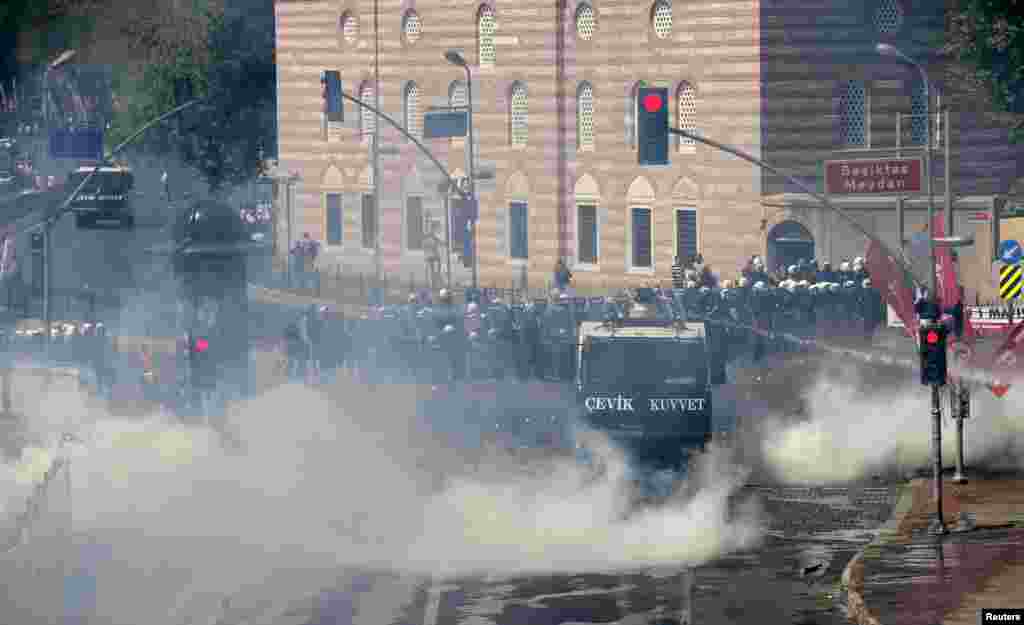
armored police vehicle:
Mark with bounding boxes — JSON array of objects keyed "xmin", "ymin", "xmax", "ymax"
[{"xmin": 577, "ymin": 289, "xmax": 714, "ymax": 472}]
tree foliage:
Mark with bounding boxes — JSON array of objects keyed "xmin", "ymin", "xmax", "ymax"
[
  {"xmin": 941, "ymin": 0, "xmax": 1024, "ymax": 142},
  {"xmin": 107, "ymin": 3, "xmax": 275, "ymax": 193}
]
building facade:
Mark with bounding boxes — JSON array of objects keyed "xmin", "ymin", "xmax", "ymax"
[{"xmin": 273, "ymin": 0, "xmax": 1024, "ymax": 296}]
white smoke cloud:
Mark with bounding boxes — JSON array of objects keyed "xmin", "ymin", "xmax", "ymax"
[
  {"xmin": 762, "ymin": 356, "xmax": 1024, "ymax": 484},
  {"xmin": 1, "ymin": 377, "xmax": 763, "ymax": 625}
]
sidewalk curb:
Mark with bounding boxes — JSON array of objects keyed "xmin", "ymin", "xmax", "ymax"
[{"xmin": 841, "ymin": 479, "xmax": 921, "ymax": 625}]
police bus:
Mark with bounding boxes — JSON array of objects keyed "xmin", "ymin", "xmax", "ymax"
[
  {"xmin": 576, "ymin": 289, "xmax": 715, "ymax": 474},
  {"xmin": 66, "ymin": 164, "xmax": 134, "ymax": 229}
]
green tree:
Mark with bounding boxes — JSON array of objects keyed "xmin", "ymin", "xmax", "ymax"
[
  {"xmin": 941, "ymin": 0, "xmax": 1024, "ymax": 142},
  {"xmin": 108, "ymin": 3, "xmax": 275, "ymax": 192}
]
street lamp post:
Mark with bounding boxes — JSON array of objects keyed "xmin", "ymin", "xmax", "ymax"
[
  {"xmin": 444, "ymin": 50, "xmax": 477, "ymax": 291},
  {"xmin": 877, "ymin": 42, "xmax": 947, "ymax": 535}
]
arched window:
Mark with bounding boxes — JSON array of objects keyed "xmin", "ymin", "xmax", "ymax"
[
  {"xmin": 626, "ymin": 81, "xmax": 645, "ymax": 147},
  {"xmin": 651, "ymin": 0, "xmax": 672, "ymax": 39},
  {"xmin": 402, "ymin": 10, "xmax": 421, "ymax": 45},
  {"xmin": 510, "ymin": 82, "xmax": 528, "ymax": 146},
  {"xmin": 873, "ymin": 0, "xmax": 904, "ymax": 34},
  {"xmin": 839, "ymin": 81, "xmax": 868, "ymax": 147},
  {"xmin": 403, "ymin": 81, "xmax": 420, "ymax": 139},
  {"xmin": 575, "ymin": 3, "xmax": 596, "ymax": 40},
  {"xmin": 359, "ymin": 81, "xmax": 375, "ymax": 139},
  {"xmin": 677, "ymin": 81, "xmax": 696, "ymax": 151},
  {"xmin": 477, "ymin": 5, "xmax": 496, "ymax": 68},
  {"xmin": 576, "ymin": 82, "xmax": 594, "ymax": 151},
  {"xmin": 909, "ymin": 79, "xmax": 928, "ymax": 146}
]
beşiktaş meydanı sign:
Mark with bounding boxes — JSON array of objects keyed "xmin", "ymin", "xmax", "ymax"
[{"xmin": 584, "ymin": 394, "xmax": 706, "ymax": 413}]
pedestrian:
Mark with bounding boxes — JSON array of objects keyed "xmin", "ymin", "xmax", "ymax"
[
  {"xmin": 284, "ymin": 319, "xmax": 305, "ymax": 382},
  {"xmin": 553, "ymin": 258, "xmax": 572, "ymax": 293}
]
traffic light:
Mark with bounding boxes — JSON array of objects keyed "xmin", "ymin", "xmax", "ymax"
[
  {"xmin": 188, "ymin": 334, "xmax": 217, "ymax": 388},
  {"xmin": 637, "ymin": 87, "xmax": 669, "ymax": 166},
  {"xmin": 919, "ymin": 323, "xmax": 948, "ymax": 386}
]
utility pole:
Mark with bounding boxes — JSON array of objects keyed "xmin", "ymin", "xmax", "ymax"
[{"xmin": 372, "ymin": 0, "xmax": 382, "ymax": 301}]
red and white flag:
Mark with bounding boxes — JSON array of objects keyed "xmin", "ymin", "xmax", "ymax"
[
  {"xmin": 988, "ymin": 320, "xmax": 1024, "ymax": 397},
  {"xmin": 864, "ymin": 239, "xmax": 918, "ymax": 338}
]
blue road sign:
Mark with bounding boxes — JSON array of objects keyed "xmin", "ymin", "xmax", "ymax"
[
  {"xmin": 49, "ymin": 127, "xmax": 104, "ymax": 160},
  {"xmin": 999, "ymin": 239, "xmax": 1023, "ymax": 265},
  {"xmin": 423, "ymin": 110, "xmax": 468, "ymax": 139}
]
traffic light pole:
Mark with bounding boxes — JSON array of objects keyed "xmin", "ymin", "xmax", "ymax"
[
  {"xmin": 667, "ymin": 125, "xmax": 948, "ymax": 532},
  {"xmin": 30, "ymin": 98, "xmax": 201, "ymax": 350}
]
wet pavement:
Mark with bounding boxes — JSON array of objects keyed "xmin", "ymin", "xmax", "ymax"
[
  {"xmin": 859, "ymin": 527, "xmax": 1024, "ymax": 625},
  {"xmin": 300, "ymin": 483, "xmax": 903, "ymax": 625}
]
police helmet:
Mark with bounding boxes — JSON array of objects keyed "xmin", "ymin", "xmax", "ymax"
[
  {"xmin": 443, "ymin": 324, "xmax": 455, "ymax": 333},
  {"xmin": 721, "ymin": 288, "xmax": 732, "ymax": 300},
  {"xmin": 754, "ymin": 281, "xmax": 766, "ymax": 290},
  {"xmin": 439, "ymin": 288, "xmax": 451, "ymax": 302},
  {"xmin": 788, "ymin": 265, "xmax": 798, "ymax": 276},
  {"xmin": 408, "ymin": 293, "xmax": 418, "ymax": 303},
  {"xmin": 840, "ymin": 262, "xmax": 850, "ymax": 272}
]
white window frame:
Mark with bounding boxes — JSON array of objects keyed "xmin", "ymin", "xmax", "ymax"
[
  {"xmin": 404, "ymin": 194, "xmax": 425, "ymax": 253},
  {"xmin": 628, "ymin": 205, "xmax": 655, "ymax": 273},
  {"xmin": 359, "ymin": 82, "xmax": 375, "ymax": 144},
  {"xmin": 360, "ymin": 193, "xmax": 376, "ymax": 250},
  {"xmin": 403, "ymin": 81, "xmax": 420, "ymax": 140},
  {"xmin": 677, "ymin": 81, "xmax": 696, "ymax": 154},
  {"xmin": 839, "ymin": 80, "xmax": 869, "ymax": 148},
  {"xmin": 324, "ymin": 192, "xmax": 344, "ymax": 248},
  {"xmin": 674, "ymin": 206, "xmax": 698, "ymax": 263},
  {"xmin": 510, "ymin": 81, "xmax": 528, "ymax": 147},
  {"xmin": 576, "ymin": 81, "xmax": 595, "ymax": 152},
  {"xmin": 574, "ymin": 201, "xmax": 600, "ymax": 270},
  {"xmin": 477, "ymin": 5, "xmax": 496, "ymax": 69},
  {"xmin": 449, "ymin": 80, "xmax": 467, "ymax": 147},
  {"xmin": 508, "ymin": 200, "xmax": 529, "ymax": 264},
  {"xmin": 627, "ymin": 81, "xmax": 645, "ymax": 147}
]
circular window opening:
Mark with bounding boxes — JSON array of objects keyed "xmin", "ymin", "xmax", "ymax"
[
  {"xmin": 652, "ymin": 0, "xmax": 672, "ymax": 40},
  {"xmin": 341, "ymin": 11, "xmax": 359, "ymax": 44},
  {"xmin": 403, "ymin": 10, "xmax": 421, "ymax": 45},
  {"xmin": 873, "ymin": 0, "xmax": 904, "ymax": 34},
  {"xmin": 576, "ymin": 4, "xmax": 596, "ymax": 41}
]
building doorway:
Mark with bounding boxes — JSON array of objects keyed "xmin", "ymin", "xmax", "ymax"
[{"xmin": 767, "ymin": 220, "xmax": 814, "ymax": 275}]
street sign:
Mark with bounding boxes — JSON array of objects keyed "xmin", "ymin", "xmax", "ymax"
[
  {"xmin": 423, "ymin": 110, "xmax": 467, "ymax": 139},
  {"xmin": 823, "ymin": 157, "xmax": 923, "ymax": 195},
  {"xmin": 999, "ymin": 263, "xmax": 1023, "ymax": 301},
  {"xmin": 48, "ymin": 126, "xmax": 104, "ymax": 160},
  {"xmin": 999, "ymin": 239, "xmax": 1023, "ymax": 265}
]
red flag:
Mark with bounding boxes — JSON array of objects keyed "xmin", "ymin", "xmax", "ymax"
[
  {"xmin": 988, "ymin": 320, "xmax": 1024, "ymax": 394},
  {"xmin": 864, "ymin": 239, "xmax": 918, "ymax": 338},
  {"xmin": 931, "ymin": 214, "xmax": 978, "ymax": 376}
]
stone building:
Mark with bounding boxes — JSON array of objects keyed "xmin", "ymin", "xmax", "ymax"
[{"xmin": 273, "ymin": 0, "xmax": 1024, "ymax": 296}]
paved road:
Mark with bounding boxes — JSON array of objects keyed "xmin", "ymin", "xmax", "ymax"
[{"xmin": 286, "ymin": 482, "xmax": 900, "ymax": 625}]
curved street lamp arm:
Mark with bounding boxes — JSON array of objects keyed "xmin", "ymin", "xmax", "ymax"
[
  {"xmin": 338, "ymin": 90, "xmax": 470, "ymax": 199},
  {"xmin": 669, "ymin": 127, "xmax": 922, "ymax": 288},
  {"xmin": 56, "ymin": 99, "xmax": 203, "ymax": 219}
]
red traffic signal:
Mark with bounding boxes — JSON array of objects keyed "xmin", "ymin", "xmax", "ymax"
[
  {"xmin": 926, "ymin": 330, "xmax": 940, "ymax": 344},
  {"xmin": 642, "ymin": 93, "xmax": 664, "ymax": 113},
  {"xmin": 192, "ymin": 337, "xmax": 210, "ymax": 353}
]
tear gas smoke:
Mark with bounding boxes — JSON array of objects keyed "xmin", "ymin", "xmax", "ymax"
[
  {"xmin": 762, "ymin": 357, "xmax": 1024, "ymax": 484},
  {"xmin": 1, "ymin": 378, "xmax": 764, "ymax": 625}
]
